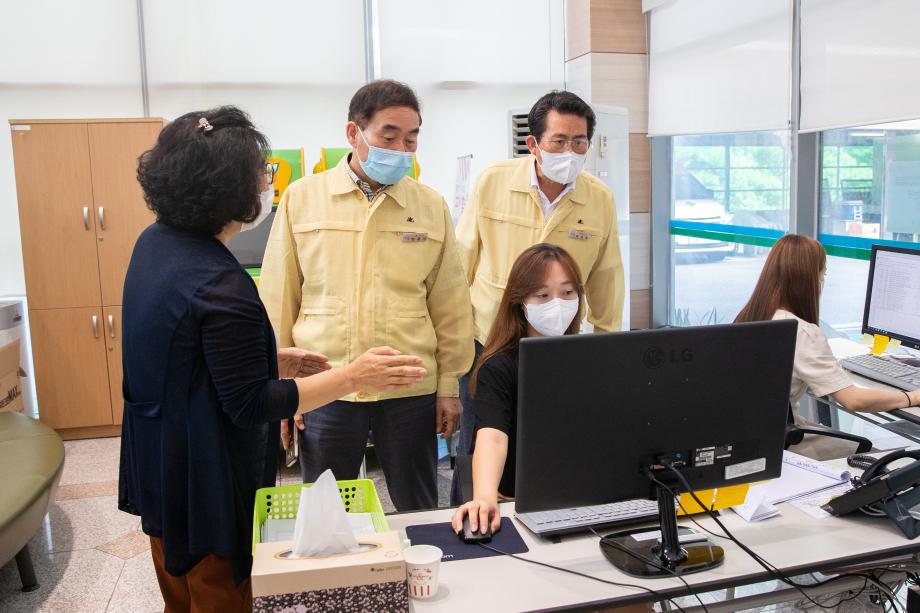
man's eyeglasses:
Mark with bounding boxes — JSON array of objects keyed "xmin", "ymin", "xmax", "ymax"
[{"xmin": 539, "ymin": 137, "xmax": 591, "ymax": 154}]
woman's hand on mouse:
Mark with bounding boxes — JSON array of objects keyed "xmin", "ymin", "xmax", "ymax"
[{"xmin": 451, "ymin": 498, "xmax": 502, "ymax": 534}]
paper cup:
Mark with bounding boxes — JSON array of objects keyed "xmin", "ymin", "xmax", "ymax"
[{"xmin": 403, "ymin": 544, "xmax": 442, "ymax": 600}]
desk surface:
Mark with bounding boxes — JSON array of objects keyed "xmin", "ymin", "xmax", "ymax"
[{"xmin": 388, "ymin": 491, "xmax": 919, "ymax": 612}]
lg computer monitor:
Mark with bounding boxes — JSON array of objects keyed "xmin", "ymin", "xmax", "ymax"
[
  {"xmin": 863, "ymin": 245, "xmax": 920, "ymax": 350},
  {"xmin": 227, "ymin": 210, "xmax": 277, "ymax": 269},
  {"xmin": 515, "ymin": 320, "xmax": 796, "ymax": 575}
]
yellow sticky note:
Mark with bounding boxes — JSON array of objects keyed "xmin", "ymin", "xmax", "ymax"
[
  {"xmin": 677, "ymin": 484, "xmax": 751, "ymax": 515},
  {"xmin": 713, "ymin": 483, "xmax": 750, "ymax": 508},
  {"xmin": 677, "ymin": 489, "xmax": 714, "ymax": 516},
  {"xmin": 871, "ymin": 334, "xmax": 890, "ymax": 355}
]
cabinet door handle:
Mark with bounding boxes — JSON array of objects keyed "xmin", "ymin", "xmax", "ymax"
[
  {"xmin": 83, "ymin": 207, "xmax": 91, "ymax": 230},
  {"xmin": 91, "ymin": 315, "xmax": 99, "ymax": 339},
  {"xmin": 98, "ymin": 206, "xmax": 106, "ymax": 230},
  {"xmin": 107, "ymin": 315, "xmax": 115, "ymax": 338}
]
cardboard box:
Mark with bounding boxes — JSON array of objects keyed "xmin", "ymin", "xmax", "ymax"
[
  {"xmin": 251, "ymin": 531, "xmax": 408, "ymax": 613},
  {"xmin": 0, "ymin": 339, "xmax": 24, "ymax": 413}
]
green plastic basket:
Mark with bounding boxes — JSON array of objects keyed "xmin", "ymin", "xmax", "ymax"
[{"xmin": 252, "ymin": 479, "xmax": 389, "ymax": 554}]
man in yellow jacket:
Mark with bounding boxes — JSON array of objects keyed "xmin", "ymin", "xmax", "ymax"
[
  {"xmin": 259, "ymin": 80, "xmax": 474, "ymax": 511},
  {"xmin": 453, "ymin": 90, "xmax": 625, "ymax": 475}
]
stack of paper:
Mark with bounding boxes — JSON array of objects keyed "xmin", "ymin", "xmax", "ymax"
[{"xmin": 733, "ymin": 451, "xmax": 852, "ymax": 522}]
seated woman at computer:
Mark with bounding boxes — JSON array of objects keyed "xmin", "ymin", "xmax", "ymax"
[
  {"xmin": 734, "ymin": 234, "xmax": 920, "ymax": 413},
  {"xmin": 451, "ymin": 244, "xmax": 584, "ymax": 535}
]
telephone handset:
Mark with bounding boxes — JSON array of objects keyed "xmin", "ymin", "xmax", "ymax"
[{"xmin": 823, "ymin": 449, "xmax": 920, "ymax": 539}]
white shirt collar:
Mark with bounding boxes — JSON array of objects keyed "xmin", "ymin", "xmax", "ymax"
[{"xmin": 530, "ymin": 158, "xmax": 575, "ymax": 219}]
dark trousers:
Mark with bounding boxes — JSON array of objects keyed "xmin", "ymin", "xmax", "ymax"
[
  {"xmin": 451, "ymin": 341, "xmax": 484, "ymax": 505},
  {"xmin": 298, "ymin": 393, "xmax": 438, "ymax": 512}
]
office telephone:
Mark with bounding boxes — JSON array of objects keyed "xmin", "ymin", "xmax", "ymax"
[{"xmin": 823, "ymin": 449, "xmax": 920, "ymax": 539}]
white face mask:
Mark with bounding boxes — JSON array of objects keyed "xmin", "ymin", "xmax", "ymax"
[
  {"xmin": 537, "ymin": 148, "xmax": 587, "ymax": 185},
  {"xmin": 524, "ymin": 297, "xmax": 580, "ymax": 337},
  {"xmin": 241, "ymin": 187, "xmax": 274, "ymax": 232}
]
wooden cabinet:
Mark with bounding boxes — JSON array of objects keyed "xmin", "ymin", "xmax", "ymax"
[
  {"xmin": 89, "ymin": 123, "xmax": 162, "ymax": 306},
  {"xmin": 11, "ymin": 123, "xmax": 101, "ymax": 310},
  {"xmin": 28, "ymin": 308, "xmax": 111, "ymax": 430},
  {"xmin": 10, "ymin": 119, "xmax": 162, "ymax": 438},
  {"xmin": 103, "ymin": 306, "xmax": 124, "ymax": 425}
]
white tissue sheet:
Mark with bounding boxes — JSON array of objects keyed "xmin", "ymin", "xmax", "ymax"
[{"xmin": 290, "ymin": 469, "xmax": 361, "ymax": 557}]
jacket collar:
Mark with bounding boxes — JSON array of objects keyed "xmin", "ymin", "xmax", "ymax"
[{"xmin": 330, "ymin": 154, "xmax": 408, "ymax": 208}]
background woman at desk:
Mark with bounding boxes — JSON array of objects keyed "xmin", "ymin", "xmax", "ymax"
[
  {"xmin": 734, "ymin": 234, "xmax": 920, "ymax": 414},
  {"xmin": 451, "ymin": 244, "xmax": 584, "ymax": 535}
]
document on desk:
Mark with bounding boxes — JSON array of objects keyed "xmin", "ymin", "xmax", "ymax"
[
  {"xmin": 732, "ymin": 451, "xmax": 851, "ymax": 522},
  {"xmin": 787, "ymin": 482, "xmax": 854, "ymax": 519}
]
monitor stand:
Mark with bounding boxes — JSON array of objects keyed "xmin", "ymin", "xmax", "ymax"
[{"xmin": 599, "ymin": 481, "xmax": 724, "ymax": 577}]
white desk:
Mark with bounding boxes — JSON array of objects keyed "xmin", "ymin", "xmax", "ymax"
[{"xmin": 388, "ymin": 493, "xmax": 920, "ymax": 612}]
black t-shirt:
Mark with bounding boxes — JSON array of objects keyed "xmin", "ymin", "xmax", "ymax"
[{"xmin": 471, "ymin": 350, "xmax": 519, "ymax": 497}]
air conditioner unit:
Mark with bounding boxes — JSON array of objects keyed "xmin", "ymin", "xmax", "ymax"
[
  {"xmin": 507, "ymin": 104, "xmax": 631, "ymax": 330},
  {"xmin": 509, "ymin": 111, "xmax": 531, "ymax": 158}
]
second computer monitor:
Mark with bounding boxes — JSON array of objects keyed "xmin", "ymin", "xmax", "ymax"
[
  {"xmin": 514, "ymin": 320, "xmax": 797, "ymax": 514},
  {"xmin": 863, "ymin": 244, "xmax": 920, "ymax": 351}
]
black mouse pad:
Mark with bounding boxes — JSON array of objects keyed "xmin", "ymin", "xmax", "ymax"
[{"xmin": 404, "ymin": 517, "xmax": 529, "ymax": 562}]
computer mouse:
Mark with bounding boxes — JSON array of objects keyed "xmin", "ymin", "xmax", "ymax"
[{"xmin": 460, "ymin": 514, "xmax": 492, "ymax": 544}]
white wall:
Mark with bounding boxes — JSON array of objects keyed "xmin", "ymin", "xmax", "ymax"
[
  {"xmin": 1, "ymin": 0, "xmax": 569, "ymax": 298},
  {"xmin": 377, "ymin": 0, "xmax": 566, "ymax": 201},
  {"xmin": 0, "ymin": 0, "xmax": 143, "ymax": 296}
]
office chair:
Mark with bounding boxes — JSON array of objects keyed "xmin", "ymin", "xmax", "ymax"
[{"xmin": 784, "ymin": 403, "xmax": 872, "ymax": 454}]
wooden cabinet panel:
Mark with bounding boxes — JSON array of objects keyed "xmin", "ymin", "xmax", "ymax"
[
  {"xmin": 590, "ymin": 53, "xmax": 649, "ymax": 133},
  {"xmin": 29, "ymin": 307, "xmax": 112, "ymax": 429},
  {"xmin": 88, "ymin": 122, "xmax": 161, "ymax": 306},
  {"xmin": 566, "ymin": 0, "xmax": 591, "ymax": 60},
  {"xmin": 630, "ymin": 289, "xmax": 650, "ymax": 330},
  {"xmin": 629, "ymin": 133, "xmax": 650, "ymax": 213},
  {"xmin": 590, "ymin": 0, "xmax": 647, "ymax": 55},
  {"xmin": 103, "ymin": 306, "xmax": 124, "ymax": 425},
  {"xmin": 11, "ymin": 123, "xmax": 102, "ymax": 309}
]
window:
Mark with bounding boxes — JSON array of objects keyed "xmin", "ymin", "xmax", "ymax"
[
  {"xmin": 669, "ymin": 132, "xmax": 790, "ymax": 325},
  {"xmin": 818, "ymin": 121, "xmax": 920, "ymax": 337}
]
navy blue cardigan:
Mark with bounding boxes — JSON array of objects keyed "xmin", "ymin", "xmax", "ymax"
[{"xmin": 118, "ymin": 223, "xmax": 298, "ymax": 583}]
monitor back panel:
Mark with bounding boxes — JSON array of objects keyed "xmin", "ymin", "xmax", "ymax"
[{"xmin": 515, "ymin": 320, "xmax": 796, "ymax": 513}]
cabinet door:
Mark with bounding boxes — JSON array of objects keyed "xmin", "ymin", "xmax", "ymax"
[
  {"xmin": 29, "ymin": 307, "xmax": 112, "ymax": 430},
  {"xmin": 88, "ymin": 122, "xmax": 162, "ymax": 306},
  {"xmin": 11, "ymin": 123, "xmax": 102, "ymax": 309},
  {"xmin": 103, "ymin": 306, "xmax": 124, "ymax": 425}
]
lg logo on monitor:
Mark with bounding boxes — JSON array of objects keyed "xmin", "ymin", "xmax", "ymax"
[{"xmin": 643, "ymin": 347, "xmax": 693, "ymax": 369}]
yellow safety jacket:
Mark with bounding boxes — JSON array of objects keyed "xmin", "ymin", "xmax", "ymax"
[
  {"xmin": 456, "ymin": 155, "xmax": 624, "ymax": 343},
  {"xmin": 259, "ymin": 157, "xmax": 474, "ymax": 401}
]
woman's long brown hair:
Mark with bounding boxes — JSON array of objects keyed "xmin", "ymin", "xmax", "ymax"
[
  {"xmin": 470, "ymin": 243, "xmax": 585, "ymax": 395},
  {"xmin": 734, "ymin": 234, "xmax": 826, "ymax": 325}
]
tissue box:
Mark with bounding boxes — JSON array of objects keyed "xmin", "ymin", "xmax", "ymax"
[
  {"xmin": 0, "ymin": 339, "xmax": 24, "ymax": 413},
  {"xmin": 251, "ymin": 531, "xmax": 409, "ymax": 613}
]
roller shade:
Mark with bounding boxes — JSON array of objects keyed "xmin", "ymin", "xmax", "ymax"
[
  {"xmin": 800, "ymin": 0, "xmax": 920, "ymax": 132},
  {"xmin": 648, "ymin": 0, "xmax": 793, "ymax": 137}
]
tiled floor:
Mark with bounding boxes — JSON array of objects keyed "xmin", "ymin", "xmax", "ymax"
[
  {"xmin": 0, "ymin": 437, "xmax": 455, "ymax": 612},
  {"xmin": 0, "ymin": 437, "xmax": 890, "ymax": 612}
]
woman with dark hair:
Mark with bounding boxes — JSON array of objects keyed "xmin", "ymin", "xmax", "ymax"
[
  {"xmin": 450, "ymin": 243, "xmax": 584, "ymax": 535},
  {"xmin": 735, "ymin": 234, "xmax": 919, "ymax": 415},
  {"xmin": 121, "ymin": 106, "xmax": 426, "ymax": 611}
]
